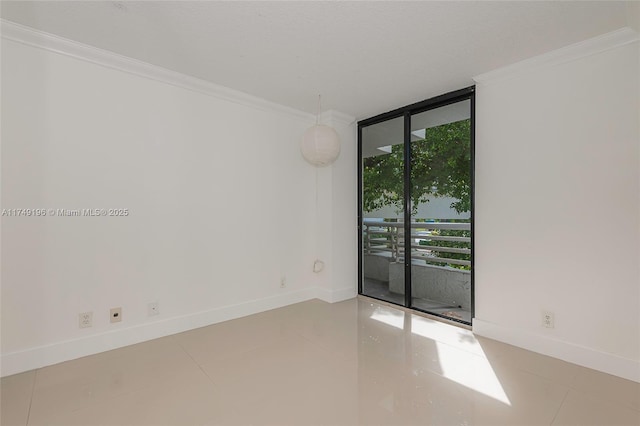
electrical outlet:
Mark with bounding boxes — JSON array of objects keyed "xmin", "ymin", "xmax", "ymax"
[
  {"xmin": 148, "ymin": 302, "xmax": 159, "ymax": 316},
  {"xmin": 110, "ymin": 307, "xmax": 122, "ymax": 323},
  {"xmin": 280, "ymin": 275, "xmax": 286, "ymax": 288},
  {"xmin": 79, "ymin": 312, "xmax": 93, "ymax": 328},
  {"xmin": 542, "ymin": 310, "xmax": 554, "ymax": 328}
]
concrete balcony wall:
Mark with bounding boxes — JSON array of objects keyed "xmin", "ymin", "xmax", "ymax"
[
  {"xmin": 389, "ymin": 263, "xmax": 471, "ymax": 310},
  {"xmin": 363, "ymin": 254, "xmax": 393, "ymax": 282},
  {"xmin": 363, "ymin": 253, "xmax": 471, "ymax": 310}
]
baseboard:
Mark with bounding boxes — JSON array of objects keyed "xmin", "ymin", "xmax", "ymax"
[
  {"xmin": 315, "ymin": 286, "xmax": 357, "ymax": 303},
  {"xmin": 0, "ymin": 288, "xmax": 316, "ymax": 377},
  {"xmin": 473, "ymin": 318, "xmax": 640, "ymax": 383}
]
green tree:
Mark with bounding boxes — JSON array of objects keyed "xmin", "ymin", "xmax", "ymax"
[
  {"xmin": 363, "ymin": 119, "xmax": 471, "ymax": 270},
  {"xmin": 362, "ymin": 119, "xmax": 471, "ymax": 215}
]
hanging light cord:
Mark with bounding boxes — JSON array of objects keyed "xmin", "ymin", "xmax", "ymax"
[
  {"xmin": 315, "ymin": 94, "xmax": 321, "ymax": 125},
  {"xmin": 314, "ymin": 94, "xmax": 321, "ymax": 271}
]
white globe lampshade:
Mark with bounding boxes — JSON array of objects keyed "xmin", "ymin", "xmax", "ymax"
[{"xmin": 300, "ymin": 124, "xmax": 341, "ymax": 167}]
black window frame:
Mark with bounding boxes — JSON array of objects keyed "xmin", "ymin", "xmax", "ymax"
[{"xmin": 357, "ymin": 86, "xmax": 476, "ymax": 325}]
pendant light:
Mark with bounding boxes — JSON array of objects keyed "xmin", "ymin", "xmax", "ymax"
[{"xmin": 300, "ymin": 95, "xmax": 341, "ymax": 167}]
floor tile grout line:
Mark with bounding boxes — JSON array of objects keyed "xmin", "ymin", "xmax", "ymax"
[
  {"xmin": 173, "ymin": 339, "xmax": 273, "ymax": 415},
  {"xmin": 549, "ymin": 387, "xmax": 570, "ymax": 425},
  {"xmin": 178, "ymin": 321, "xmax": 318, "ymax": 367},
  {"xmin": 24, "ymin": 341, "xmax": 214, "ymax": 423},
  {"xmin": 509, "ymin": 364, "xmax": 576, "ymax": 389},
  {"xmin": 24, "ymin": 368, "xmax": 37, "ymax": 426},
  {"xmin": 563, "ymin": 368, "xmax": 640, "ymax": 413},
  {"xmin": 172, "ymin": 317, "xmax": 347, "ymax": 382},
  {"xmin": 9, "ymin": 297, "xmax": 636, "ymax": 425},
  {"xmin": 23, "ymin": 363, "xmax": 181, "ymax": 423},
  {"xmin": 295, "ymin": 329, "xmax": 341, "ymax": 352},
  {"xmin": 174, "ymin": 340, "xmax": 218, "ymax": 387},
  {"xmin": 559, "ymin": 385, "xmax": 640, "ymax": 414}
]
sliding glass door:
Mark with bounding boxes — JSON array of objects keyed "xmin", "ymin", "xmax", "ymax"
[
  {"xmin": 358, "ymin": 88, "xmax": 474, "ymax": 325},
  {"xmin": 409, "ymin": 100, "xmax": 472, "ymax": 323},
  {"xmin": 360, "ymin": 116, "xmax": 405, "ymax": 305}
]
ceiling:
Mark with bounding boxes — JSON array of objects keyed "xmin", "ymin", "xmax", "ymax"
[{"xmin": 1, "ymin": 1, "xmax": 635, "ymax": 119}]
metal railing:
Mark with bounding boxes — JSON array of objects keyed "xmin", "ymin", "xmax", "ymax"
[{"xmin": 363, "ymin": 218, "xmax": 471, "ymax": 267}]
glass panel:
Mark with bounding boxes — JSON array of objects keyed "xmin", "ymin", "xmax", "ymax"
[
  {"xmin": 361, "ymin": 116, "xmax": 405, "ymax": 305},
  {"xmin": 410, "ymin": 100, "xmax": 472, "ymax": 323}
]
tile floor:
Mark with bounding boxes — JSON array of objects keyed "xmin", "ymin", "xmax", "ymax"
[{"xmin": 1, "ymin": 298, "xmax": 639, "ymax": 425}]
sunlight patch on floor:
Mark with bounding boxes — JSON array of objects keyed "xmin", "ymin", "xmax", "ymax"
[
  {"xmin": 409, "ymin": 317, "xmax": 511, "ymax": 405},
  {"xmin": 369, "ymin": 307, "xmax": 511, "ymax": 405},
  {"xmin": 435, "ymin": 341, "xmax": 511, "ymax": 405}
]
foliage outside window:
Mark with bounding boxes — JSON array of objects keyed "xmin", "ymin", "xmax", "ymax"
[{"xmin": 363, "ymin": 119, "xmax": 471, "ymax": 269}]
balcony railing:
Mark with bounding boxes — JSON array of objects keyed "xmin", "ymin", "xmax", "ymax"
[{"xmin": 363, "ymin": 218, "xmax": 471, "ymax": 268}]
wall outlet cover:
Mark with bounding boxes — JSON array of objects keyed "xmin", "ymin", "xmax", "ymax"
[
  {"xmin": 79, "ymin": 312, "xmax": 93, "ymax": 328},
  {"xmin": 148, "ymin": 302, "xmax": 159, "ymax": 316},
  {"xmin": 542, "ymin": 310, "xmax": 555, "ymax": 328},
  {"xmin": 110, "ymin": 307, "xmax": 122, "ymax": 323}
]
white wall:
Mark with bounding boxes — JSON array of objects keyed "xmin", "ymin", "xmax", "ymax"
[
  {"xmin": 627, "ymin": 1, "xmax": 639, "ymax": 33},
  {"xmin": 0, "ymin": 33, "xmax": 322, "ymax": 376},
  {"xmin": 312, "ymin": 111, "xmax": 358, "ymax": 303},
  {"xmin": 329, "ymin": 112, "xmax": 358, "ymax": 302},
  {"xmin": 4, "ymin": 21, "xmax": 637, "ymax": 385},
  {"xmin": 473, "ymin": 31, "xmax": 640, "ymax": 381}
]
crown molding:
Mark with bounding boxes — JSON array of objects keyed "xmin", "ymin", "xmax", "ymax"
[
  {"xmin": 474, "ymin": 27, "xmax": 639, "ymax": 85},
  {"xmin": 0, "ymin": 19, "xmax": 315, "ymax": 122},
  {"xmin": 319, "ymin": 109, "xmax": 357, "ymax": 127}
]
